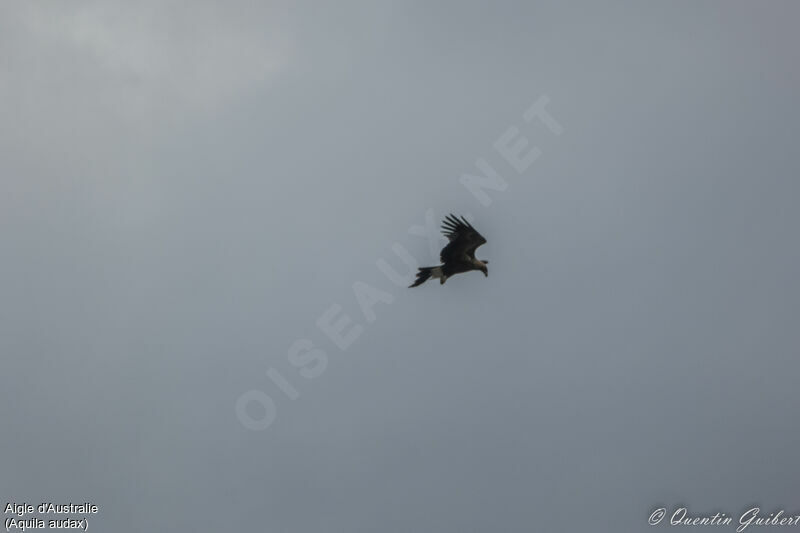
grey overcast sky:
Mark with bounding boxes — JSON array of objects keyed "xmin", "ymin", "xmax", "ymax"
[{"xmin": 2, "ymin": 1, "xmax": 799, "ymax": 532}]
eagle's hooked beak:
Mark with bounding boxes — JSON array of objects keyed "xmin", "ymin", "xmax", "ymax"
[{"xmin": 481, "ymin": 265, "xmax": 488, "ymax": 277}]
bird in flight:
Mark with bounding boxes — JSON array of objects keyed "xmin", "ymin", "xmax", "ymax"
[{"xmin": 409, "ymin": 214, "xmax": 489, "ymax": 287}]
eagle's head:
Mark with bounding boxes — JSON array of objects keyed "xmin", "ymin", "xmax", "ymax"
[{"xmin": 480, "ymin": 260, "xmax": 489, "ymax": 277}]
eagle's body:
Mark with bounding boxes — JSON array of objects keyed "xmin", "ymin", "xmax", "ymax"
[{"xmin": 409, "ymin": 214, "xmax": 489, "ymax": 287}]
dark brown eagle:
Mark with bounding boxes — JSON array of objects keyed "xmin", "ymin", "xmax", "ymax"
[{"xmin": 409, "ymin": 214, "xmax": 488, "ymax": 287}]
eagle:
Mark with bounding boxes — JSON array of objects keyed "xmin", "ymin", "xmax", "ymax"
[{"xmin": 409, "ymin": 214, "xmax": 489, "ymax": 287}]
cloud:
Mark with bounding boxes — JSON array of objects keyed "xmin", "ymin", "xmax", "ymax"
[{"xmin": 3, "ymin": 1, "xmax": 290, "ymax": 123}]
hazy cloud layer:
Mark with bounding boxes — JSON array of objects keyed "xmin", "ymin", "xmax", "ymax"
[{"xmin": 2, "ymin": 2, "xmax": 799, "ymax": 532}]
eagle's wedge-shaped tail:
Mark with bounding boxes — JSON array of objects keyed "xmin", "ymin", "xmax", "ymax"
[{"xmin": 409, "ymin": 266, "xmax": 444, "ymax": 287}]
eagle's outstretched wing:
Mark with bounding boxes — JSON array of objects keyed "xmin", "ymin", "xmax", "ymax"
[{"xmin": 440, "ymin": 214, "xmax": 486, "ymax": 263}]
